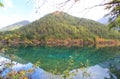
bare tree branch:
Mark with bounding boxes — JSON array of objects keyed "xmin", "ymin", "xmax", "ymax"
[{"xmin": 85, "ymin": 1, "xmax": 120, "ymax": 10}]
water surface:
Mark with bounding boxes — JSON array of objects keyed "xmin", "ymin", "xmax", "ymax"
[{"xmin": 4, "ymin": 46, "xmax": 120, "ymax": 73}]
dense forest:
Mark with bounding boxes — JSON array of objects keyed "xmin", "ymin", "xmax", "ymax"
[
  {"xmin": 14, "ymin": 12, "xmax": 120, "ymax": 39},
  {"xmin": 0, "ymin": 12, "xmax": 120, "ymax": 47}
]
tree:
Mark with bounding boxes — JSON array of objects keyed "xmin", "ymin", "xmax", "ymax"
[
  {"xmin": 104, "ymin": 0, "xmax": 120, "ymax": 28},
  {"xmin": 0, "ymin": 2, "xmax": 4, "ymax": 7}
]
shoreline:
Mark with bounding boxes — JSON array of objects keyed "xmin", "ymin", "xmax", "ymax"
[{"xmin": 0, "ymin": 38, "xmax": 120, "ymax": 48}]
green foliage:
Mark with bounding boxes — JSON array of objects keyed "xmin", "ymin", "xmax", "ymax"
[
  {"xmin": 34, "ymin": 60, "xmax": 41, "ymax": 67},
  {"xmin": 0, "ymin": 61, "xmax": 34, "ymax": 79},
  {"xmin": 62, "ymin": 56, "xmax": 75, "ymax": 79},
  {"xmin": 109, "ymin": 64, "xmax": 120, "ymax": 79},
  {"xmin": 0, "ymin": 2, "xmax": 4, "ymax": 7},
  {"xmin": 3, "ymin": 12, "xmax": 119, "ymax": 41},
  {"xmin": 105, "ymin": 0, "xmax": 120, "ymax": 28},
  {"xmin": 0, "ymin": 12, "xmax": 120, "ymax": 47},
  {"xmin": 109, "ymin": 16, "xmax": 120, "ymax": 29},
  {"xmin": 0, "ymin": 57, "xmax": 91, "ymax": 79}
]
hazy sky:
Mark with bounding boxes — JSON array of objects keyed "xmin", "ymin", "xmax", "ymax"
[{"xmin": 0, "ymin": 0, "xmax": 109, "ymax": 28}]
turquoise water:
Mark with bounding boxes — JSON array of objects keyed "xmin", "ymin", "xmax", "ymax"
[{"xmin": 4, "ymin": 46, "xmax": 120, "ymax": 73}]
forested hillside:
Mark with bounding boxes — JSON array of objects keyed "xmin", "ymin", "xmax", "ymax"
[
  {"xmin": 11, "ymin": 12, "xmax": 120, "ymax": 39},
  {"xmin": 1, "ymin": 12, "xmax": 120, "ymax": 46}
]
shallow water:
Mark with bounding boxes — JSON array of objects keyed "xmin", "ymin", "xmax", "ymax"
[{"xmin": 4, "ymin": 46, "xmax": 120, "ymax": 73}]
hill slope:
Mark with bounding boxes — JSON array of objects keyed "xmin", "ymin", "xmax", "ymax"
[
  {"xmin": 11, "ymin": 12, "xmax": 120, "ymax": 40},
  {"xmin": 97, "ymin": 17, "xmax": 109, "ymax": 24},
  {"xmin": 0, "ymin": 20, "xmax": 30, "ymax": 31}
]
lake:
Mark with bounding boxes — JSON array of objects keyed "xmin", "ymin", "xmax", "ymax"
[{"xmin": 3, "ymin": 46, "xmax": 120, "ymax": 73}]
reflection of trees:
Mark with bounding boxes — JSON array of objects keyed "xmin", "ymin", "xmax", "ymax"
[{"xmin": 5, "ymin": 46, "xmax": 120, "ymax": 73}]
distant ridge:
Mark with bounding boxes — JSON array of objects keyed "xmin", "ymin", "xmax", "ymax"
[
  {"xmin": 97, "ymin": 17, "xmax": 109, "ymax": 24},
  {"xmin": 97, "ymin": 17, "xmax": 120, "ymax": 31},
  {"xmin": 0, "ymin": 20, "xmax": 30, "ymax": 31},
  {"xmin": 7, "ymin": 20, "xmax": 30, "ymax": 26}
]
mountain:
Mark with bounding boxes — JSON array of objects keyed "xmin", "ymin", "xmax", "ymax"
[
  {"xmin": 4, "ymin": 12, "xmax": 120, "ymax": 40},
  {"xmin": 0, "ymin": 20, "xmax": 30, "ymax": 31},
  {"xmin": 98, "ymin": 17, "xmax": 120, "ymax": 32},
  {"xmin": 97, "ymin": 17, "xmax": 109, "ymax": 24}
]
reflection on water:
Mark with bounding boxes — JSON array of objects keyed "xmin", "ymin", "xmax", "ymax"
[{"xmin": 4, "ymin": 46, "xmax": 120, "ymax": 73}]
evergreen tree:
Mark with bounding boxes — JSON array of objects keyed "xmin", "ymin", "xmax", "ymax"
[{"xmin": 105, "ymin": 0, "xmax": 120, "ymax": 28}]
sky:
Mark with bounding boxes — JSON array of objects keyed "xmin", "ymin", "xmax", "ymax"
[{"xmin": 0, "ymin": 0, "xmax": 109, "ymax": 28}]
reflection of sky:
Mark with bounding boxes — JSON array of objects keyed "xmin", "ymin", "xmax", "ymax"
[
  {"xmin": 1, "ymin": 61, "xmax": 110, "ymax": 79},
  {"xmin": 0, "ymin": 0, "xmax": 109, "ymax": 27}
]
